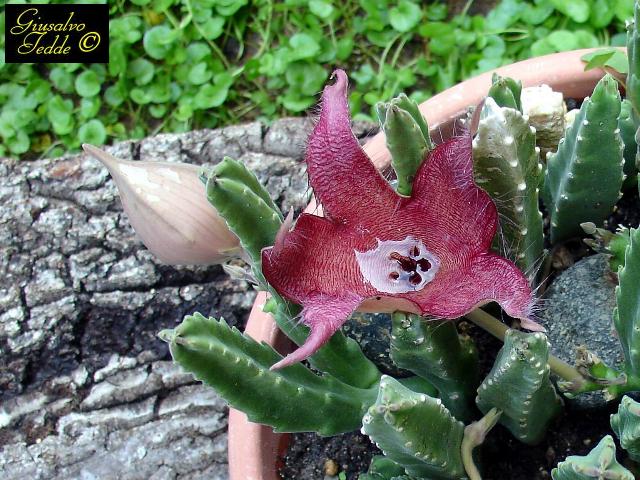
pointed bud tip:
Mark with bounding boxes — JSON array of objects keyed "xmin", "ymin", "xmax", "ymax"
[{"xmin": 82, "ymin": 143, "xmax": 119, "ymax": 170}]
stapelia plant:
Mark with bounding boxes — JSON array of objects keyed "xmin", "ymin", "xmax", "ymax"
[{"xmin": 84, "ymin": 4, "xmax": 640, "ymax": 478}]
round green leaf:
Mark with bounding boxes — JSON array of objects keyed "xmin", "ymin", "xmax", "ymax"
[
  {"xmin": 199, "ymin": 16, "xmax": 225, "ymax": 40},
  {"xmin": 289, "ymin": 33, "xmax": 321, "ymax": 61},
  {"xmin": 80, "ymin": 97, "xmax": 102, "ymax": 120},
  {"xmin": 215, "ymin": 0, "xmax": 248, "ymax": 16},
  {"xmin": 26, "ymin": 79, "xmax": 51, "ymax": 104},
  {"xmin": 47, "ymin": 96, "xmax": 74, "ymax": 136},
  {"xmin": 8, "ymin": 130, "xmax": 30, "ymax": 155},
  {"xmin": 128, "ymin": 58, "xmax": 155, "ymax": 86},
  {"xmin": 109, "ymin": 41, "xmax": 127, "ymax": 76},
  {"xmin": 186, "ymin": 42, "xmax": 211, "ymax": 62},
  {"xmin": 105, "ymin": 84, "xmax": 126, "ymax": 107},
  {"xmin": 79, "ymin": 119, "xmax": 107, "ymax": 145},
  {"xmin": 550, "ymin": 0, "xmax": 590, "ymax": 23},
  {"xmin": 130, "ymin": 88, "xmax": 152, "ymax": 104},
  {"xmin": 109, "ymin": 17, "xmax": 142, "ymax": 44},
  {"xmin": 389, "ymin": 0, "xmax": 423, "ymax": 32},
  {"xmin": 75, "ymin": 70, "xmax": 101, "ymax": 97},
  {"xmin": 547, "ymin": 30, "xmax": 578, "ymax": 52},
  {"xmin": 143, "ymin": 25, "xmax": 176, "ymax": 60},
  {"xmin": 50, "ymin": 67, "xmax": 74, "ymax": 94},
  {"xmin": 188, "ymin": 62, "xmax": 212, "ymax": 85},
  {"xmin": 309, "ymin": 0, "xmax": 334, "ymax": 19},
  {"xmin": 193, "ymin": 73, "xmax": 233, "ymax": 109}
]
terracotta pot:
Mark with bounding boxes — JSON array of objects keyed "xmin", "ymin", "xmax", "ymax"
[{"xmin": 228, "ymin": 48, "xmax": 612, "ymax": 480}]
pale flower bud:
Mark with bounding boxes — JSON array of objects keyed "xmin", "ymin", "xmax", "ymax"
[{"xmin": 83, "ymin": 144, "xmax": 240, "ymax": 265}]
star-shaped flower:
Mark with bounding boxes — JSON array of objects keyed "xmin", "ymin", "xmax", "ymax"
[{"xmin": 262, "ymin": 70, "xmax": 541, "ymax": 369}]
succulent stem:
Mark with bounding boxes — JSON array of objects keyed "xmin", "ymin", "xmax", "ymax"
[
  {"xmin": 464, "ymin": 309, "xmax": 586, "ymax": 389},
  {"xmin": 390, "ymin": 313, "xmax": 479, "ymax": 422},
  {"xmin": 475, "ymin": 329, "xmax": 563, "ymax": 444}
]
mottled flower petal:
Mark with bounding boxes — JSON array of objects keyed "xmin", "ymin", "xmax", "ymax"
[
  {"xmin": 84, "ymin": 144, "xmax": 240, "ymax": 265},
  {"xmin": 306, "ymin": 70, "xmax": 398, "ymax": 224},
  {"xmin": 262, "ymin": 70, "xmax": 540, "ymax": 368}
]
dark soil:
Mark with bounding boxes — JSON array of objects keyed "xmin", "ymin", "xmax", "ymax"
[{"xmin": 280, "ymin": 431, "xmax": 380, "ymax": 480}]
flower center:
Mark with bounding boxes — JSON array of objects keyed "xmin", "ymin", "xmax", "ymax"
[{"xmin": 355, "ymin": 236, "xmax": 440, "ymax": 294}]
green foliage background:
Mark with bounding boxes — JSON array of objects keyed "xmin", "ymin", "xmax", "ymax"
[{"xmin": 0, "ymin": 0, "xmax": 634, "ymax": 158}]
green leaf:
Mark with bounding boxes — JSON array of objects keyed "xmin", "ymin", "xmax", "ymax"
[
  {"xmin": 143, "ymin": 25, "xmax": 176, "ymax": 60},
  {"xmin": 163, "ymin": 313, "xmax": 376, "ymax": 435},
  {"xmin": 46, "ymin": 96, "xmax": 74, "ymax": 135},
  {"xmin": 130, "ymin": 88, "xmax": 152, "ymax": 105},
  {"xmin": 522, "ymin": 1, "xmax": 554, "ymax": 24},
  {"xmin": 49, "ymin": 67, "xmax": 74, "ymax": 94},
  {"xmin": 309, "ymin": 0, "xmax": 334, "ymax": 19},
  {"xmin": 79, "ymin": 97, "xmax": 101, "ymax": 120},
  {"xmin": 188, "ymin": 62, "xmax": 212, "ymax": 85},
  {"xmin": 215, "ymin": 0, "xmax": 248, "ymax": 16},
  {"xmin": 186, "ymin": 42, "xmax": 211, "ymax": 62},
  {"xmin": 109, "ymin": 41, "xmax": 127, "ymax": 76},
  {"xmin": 105, "ymin": 84, "xmax": 126, "ymax": 107},
  {"xmin": 389, "ymin": 0, "xmax": 423, "ymax": 32},
  {"xmin": 109, "ymin": 16, "xmax": 142, "ymax": 44},
  {"xmin": 285, "ymin": 62, "xmax": 326, "ymax": 96},
  {"xmin": 78, "ymin": 119, "xmax": 107, "ymax": 145},
  {"xmin": 550, "ymin": 0, "xmax": 590, "ymax": 23},
  {"xmin": 289, "ymin": 33, "xmax": 321, "ymax": 60},
  {"xmin": 198, "ymin": 16, "xmax": 225, "ymax": 40},
  {"xmin": 582, "ymin": 48, "xmax": 629, "ymax": 74},
  {"xmin": 336, "ymin": 36, "xmax": 354, "ymax": 61},
  {"xmin": 8, "ymin": 130, "xmax": 30, "ymax": 155},
  {"xmin": 75, "ymin": 70, "xmax": 101, "ymax": 97},
  {"xmin": 590, "ymin": 0, "xmax": 616, "ymax": 28},
  {"xmin": 193, "ymin": 73, "xmax": 233, "ymax": 109},
  {"xmin": 128, "ymin": 58, "xmax": 155, "ymax": 86},
  {"xmin": 547, "ymin": 30, "xmax": 578, "ymax": 52}
]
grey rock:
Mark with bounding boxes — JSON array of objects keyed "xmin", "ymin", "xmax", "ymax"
[
  {"xmin": 0, "ymin": 118, "xmax": 378, "ymax": 479},
  {"xmin": 540, "ymin": 254, "xmax": 622, "ymax": 408}
]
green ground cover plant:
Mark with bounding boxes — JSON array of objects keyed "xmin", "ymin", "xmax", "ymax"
[{"xmin": 0, "ymin": 0, "xmax": 634, "ymax": 158}]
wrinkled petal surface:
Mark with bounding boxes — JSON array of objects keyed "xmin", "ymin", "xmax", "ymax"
[{"xmin": 262, "ymin": 70, "xmax": 537, "ymax": 367}]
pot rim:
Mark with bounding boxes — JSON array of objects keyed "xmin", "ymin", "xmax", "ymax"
[{"xmin": 228, "ymin": 47, "xmax": 612, "ymax": 480}]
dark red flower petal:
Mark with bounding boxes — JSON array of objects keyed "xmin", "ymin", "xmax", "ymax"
[{"xmin": 262, "ymin": 70, "xmax": 539, "ymax": 368}]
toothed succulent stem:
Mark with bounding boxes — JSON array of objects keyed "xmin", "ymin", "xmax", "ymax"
[
  {"xmin": 543, "ymin": 74, "xmax": 624, "ymax": 244},
  {"xmin": 205, "ymin": 156, "xmax": 284, "ymax": 219},
  {"xmin": 160, "ymin": 313, "xmax": 377, "ymax": 435},
  {"xmin": 362, "ymin": 376, "xmax": 466, "ymax": 480},
  {"xmin": 205, "ymin": 165, "xmax": 282, "ymax": 282},
  {"xmin": 264, "ymin": 298, "xmax": 381, "ymax": 389},
  {"xmin": 611, "ymin": 395, "xmax": 640, "ymax": 462},
  {"xmin": 473, "ymin": 97, "xmax": 544, "ymax": 273},
  {"xmin": 627, "ymin": 1, "xmax": 640, "ymax": 116},
  {"xmin": 390, "ymin": 312, "xmax": 479, "ymax": 422},
  {"xmin": 551, "ymin": 435, "xmax": 634, "ymax": 480},
  {"xmin": 376, "ymin": 94, "xmax": 433, "ymax": 196},
  {"xmin": 475, "ymin": 329, "xmax": 563, "ymax": 445},
  {"xmin": 464, "ymin": 309, "xmax": 587, "ymax": 391},
  {"xmin": 619, "ymin": 100, "xmax": 639, "ymax": 188},
  {"xmin": 614, "ymin": 227, "xmax": 640, "ymax": 377},
  {"xmin": 487, "ymin": 73, "xmax": 522, "ymax": 111}
]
